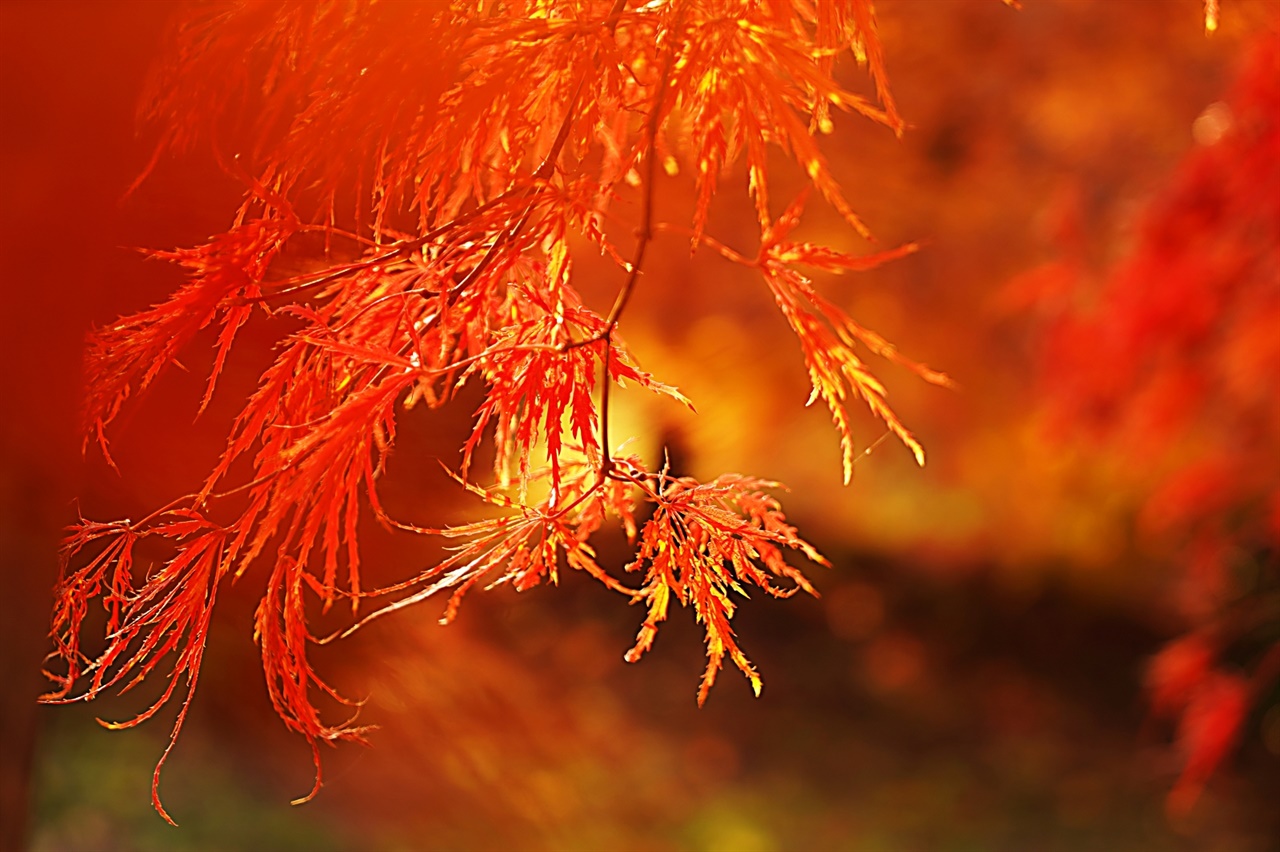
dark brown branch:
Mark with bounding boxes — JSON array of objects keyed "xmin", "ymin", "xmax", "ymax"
[{"xmin": 599, "ymin": 2, "xmax": 682, "ymax": 470}]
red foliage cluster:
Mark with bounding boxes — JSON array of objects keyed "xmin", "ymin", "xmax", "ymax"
[
  {"xmin": 1037, "ymin": 31, "xmax": 1280, "ymax": 814},
  {"xmin": 43, "ymin": 0, "xmax": 950, "ymax": 823}
]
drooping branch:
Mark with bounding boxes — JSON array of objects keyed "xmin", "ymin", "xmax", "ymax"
[{"xmin": 48, "ymin": 0, "xmax": 946, "ymax": 823}]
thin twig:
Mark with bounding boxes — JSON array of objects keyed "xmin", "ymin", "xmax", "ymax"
[{"xmin": 599, "ymin": 1, "xmax": 682, "ymax": 469}]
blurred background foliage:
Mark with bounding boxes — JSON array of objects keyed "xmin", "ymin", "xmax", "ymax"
[{"xmin": 3, "ymin": 0, "xmax": 1278, "ymax": 849}]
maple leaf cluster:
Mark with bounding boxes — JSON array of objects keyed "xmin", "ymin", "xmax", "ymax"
[
  {"xmin": 1033, "ymin": 31, "xmax": 1280, "ymax": 815},
  {"xmin": 44, "ymin": 0, "xmax": 949, "ymax": 823}
]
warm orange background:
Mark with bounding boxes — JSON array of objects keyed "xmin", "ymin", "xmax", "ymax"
[{"xmin": 3, "ymin": 1, "xmax": 1277, "ymax": 849}]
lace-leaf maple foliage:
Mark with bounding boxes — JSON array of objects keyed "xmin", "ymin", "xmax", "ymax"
[
  {"xmin": 43, "ymin": 0, "xmax": 953, "ymax": 824},
  {"xmin": 1028, "ymin": 30, "xmax": 1280, "ymax": 817}
]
